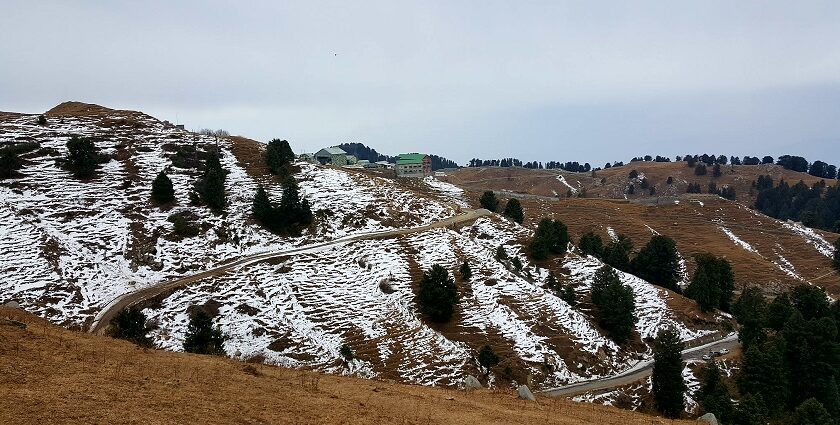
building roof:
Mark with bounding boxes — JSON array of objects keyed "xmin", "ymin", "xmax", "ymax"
[
  {"xmin": 315, "ymin": 146, "xmax": 347, "ymax": 156},
  {"xmin": 396, "ymin": 153, "xmax": 428, "ymax": 165}
]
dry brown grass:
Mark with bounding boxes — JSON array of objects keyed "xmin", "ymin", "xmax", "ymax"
[{"xmin": 0, "ymin": 307, "xmax": 700, "ymax": 425}]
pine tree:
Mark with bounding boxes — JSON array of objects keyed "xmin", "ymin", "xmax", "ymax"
[
  {"xmin": 713, "ymin": 163, "xmax": 722, "ymax": 177},
  {"xmin": 603, "ymin": 235, "xmax": 633, "ymax": 272},
  {"xmin": 686, "ymin": 253, "xmax": 735, "ymax": 312},
  {"xmin": 794, "ymin": 398, "xmax": 833, "ymax": 425},
  {"xmin": 418, "ymin": 264, "xmax": 459, "ymax": 322},
  {"xmin": 699, "ymin": 361, "xmax": 734, "ymax": 422},
  {"xmin": 107, "ymin": 307, "xmax": 154, "ymax": 347},
  {"xmin": 528, "ymin": 218, "xmax": 569, "ymax": 260},
  {"xmin": 459, "ymin": 261, "xmax": 472, "ymax": 281},
  {"xmin": 833, "ymin": 239, "xmax": 840, "ymax": 272},
  {"xmin": 767, "ymin": 293, "xmax": 794, "ymax": 331},
  {"xmin": 630, "ymin": 235, "xmax": 681, "ymax": 292},
  {"xmin": 737, "ymin": 340, "xmax": 789, "ymax": 414},
  {"xmin": 64, "ymin": 136, "xmax": 101, "ymax": 178},
  {"xmin": 578, "ymin": 231, "xmax": 604, "ymax": 258},
  {"xmin": 479, "ymin": 191, "xmax": 499, "ymax": 212},
  {"xmin": 265, "ymin": 139, "xmax": 295, "ymax": 175},
  {"xmin": 0, "ymin": 149, "xmax": 23, "ymax": 178},
  {"xmin": 478, "ymin": 345, "xmax": 500, "ymax": 369},
  {"xmin": 502, "ymin": 198, "xmax": 524, "ymax": 224},
  {"xmin": 201, "ymin": 167, "xmax": 226, "ymax": 210},
  {"xmin": 734, "ymin": 393, "xmax": 767, "ymax": 425},
  {"xmin": 151, "ymin": 171, "xmax": 176, "ymax": 204},
  {"xmin": 591, "ymin": 265, "xmax": 636, "ymax": 344},
  {"xmin": 733, "ymin": 286, "xmax": 768, "ymax": 349},
  {"xmin": 652, "ymin": 328, "xmax": 687, "ymax": 418},
  {"xmin": 183, "ymin": 309, "xmax": 226, "ymax": 355},
  {"xmin": 695, "ymin": 164, "xmax": 707, "ymax": 176},
  {"xmin": 252, "ymin": 185, "xmax": 273, "ymax": 224}
]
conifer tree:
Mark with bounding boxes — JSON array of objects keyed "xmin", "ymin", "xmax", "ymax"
[
  {"xmin": 107, "ymin": 307, "xmax": 154, "ymax": 347},
  {"xmin": 64, "ymin": 136, "xmax": 101, "ymax": 178},
  {"xmin": 603, "ymin": 235, "xmax": 633, "ymax": 272},
  {"xmin": 834, "ymin": 238, "xmax": 840, "ymax": 272},
  {"xmin": 591, "ymin": 265, "xmax": 636, "ymax": 344},
  {"xmin": 479, "ymin": 191, "xmax": 499, "ymax": 212},
  {"xmin": 201, "ymin": 167, "xmax": 226, "ymax": 210},
  {"xmin": 478, "ymin": 345, "xmax": 500, "ymax": 369},
  {"xmin": 265, "ymin": 139, "xmax": 295, "ymax": 175},
  {"xmin": 417, "ymin": 264, "xmax": 459, "ymax": 322},
  {"xmin": 151, "ymin": 171, "xmax": 176, "ymax": 204},
  {"xmin": 578, "ymin": 231, "xmax": 604, "ymax": 258},
  {"xmin": 652, "ymin": 328, "xmax": 686, "ymax": 418},
  {"xmin": 252, "ymin": 185, "xmax": 273, "ymax": 223},
  {"xmin": 502, "ymin": 198, "xmax": 524, "ymax": 224},
  {"xmin": 699, "ymin": 361, "xmax": 734, "ymax": 422},
  {"xmin": 631, "ymin": 235, "xmax": 681, "ymax": 292},
  {"xmin": 183, "ymin": 309, "xmax": 226, "ymax": 355},
  {"xmin": 528, "ymin": 218, "xmax": 569, "ymax": 260},
  {"xmin": 686, "ymin": 253, "xmax": 734, "ymax": 312},
  {"xmin": 459, "ymin": 261, "xmax": 472, "ymax": 281},
  {"xmin": 0, "ymin": 149, "xmax": 23, "ymax": 178}
]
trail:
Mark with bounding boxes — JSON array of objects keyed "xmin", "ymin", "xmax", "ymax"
[{"xmin": 89, "ymin": 209, "xmax": 492, "ymax": 334}]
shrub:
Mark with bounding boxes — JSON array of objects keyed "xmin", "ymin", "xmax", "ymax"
[
  {"xmin": 695, "ymin": 164, "xmax": 707, "ymax": 176},
  {"xmin": 151, "ymin": 171, "xmax": 176, "ymax": 204},
  {"xmin": 833, "ymin": 239, "xmax": 840, "ymax": 272},
  {"xmin": 107, "ymin": 307, "xmax": 155, "ymax": 347},
  {"xmin": 183, "ymin": 309, "xmax": 226, "ymax": 355},
  {"xmin": 253, "ymin": 178, "xmax": 313, "ymax": 235},
  {"xmin": 339, "ymin": 344, "xmax": 354, "ymax": 361},
  {"xmin": 0, "ymin": 149, "xmax": 23, "ymax": 178},
  {"xmin": 417, "ymin": 264, "xmax": 458, "ymax": 322},
  {"xmin": 37, "ymin": 115, "xmax": 47, "ymax": 126},
  {"xmin": 168, "ymin": 213, "xmax": 201, "ymax": 238}
]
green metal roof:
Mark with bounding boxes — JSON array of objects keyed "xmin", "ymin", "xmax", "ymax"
[{"xmin": 396, "ymin": 153, "xmax": 427, "ymax": 165}]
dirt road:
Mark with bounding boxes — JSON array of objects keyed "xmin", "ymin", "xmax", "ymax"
[
  {"xmin": 89, "ymin": 209, "xmax": 492, "ymax": 334},
  {"xmin": 542, "ymin": 333, "xmax": 740, "ymax": 397}
]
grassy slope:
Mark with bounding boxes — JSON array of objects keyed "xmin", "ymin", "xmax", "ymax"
[{"xmin": 0, "ymin": 307, "xmax": 701, "ymax": 425}]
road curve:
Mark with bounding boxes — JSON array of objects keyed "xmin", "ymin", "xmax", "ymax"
[
  {"xmin": 541, "ymin": 333, "xmax": 740, "ymax": 397},
  {"xmin": 89, "ymin": 209, "xmax": 492, "ymax": 334}
]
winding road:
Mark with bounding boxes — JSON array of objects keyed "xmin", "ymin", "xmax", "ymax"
[
  {"xmin": 89, "ymin": 208, "xmax": 492, "ymax": 334},
  {"xmin": 541, "ymin": 333, "xmax": 740, "ymax": 397}
]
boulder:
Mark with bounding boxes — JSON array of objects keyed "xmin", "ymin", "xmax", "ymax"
[
  {"xmin": 517, "ymin": 385, "xmax": 536, "ymax": 401},
  {"xmin": 463, "ymin": 375, "xmax": 482, "ymax": 391},
  {"xmin": 3, "ymin": 301, "xmax": 20, "ymax": 309},
  {"xmin": 699, "ymin": 413, "xmax": 718, "ymax": 425}
]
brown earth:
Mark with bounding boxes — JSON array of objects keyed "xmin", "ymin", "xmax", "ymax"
[
  {"xmin": 446, "ymin": 162, "xmax": 833, "ymax": 204},
  {"xmin": 0, "ymin": 307, "xmax": 701, "ymax": 425}
]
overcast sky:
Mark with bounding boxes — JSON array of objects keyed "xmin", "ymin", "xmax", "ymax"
[{"xmin": 2, "ymin": 1, "xmax": 839, "ymax": 166}]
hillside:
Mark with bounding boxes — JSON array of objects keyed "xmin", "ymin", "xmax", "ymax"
[
  {"xmin": 0, "ymin": 102, "xmax": 731, "ymax": 399},
  {"xmin": 0, "ymin": 307, "xmax": 703, "ymax": 425},
  {"xmin": 446, "ymin": 162, "xmax": 832, "ymax": 204}
]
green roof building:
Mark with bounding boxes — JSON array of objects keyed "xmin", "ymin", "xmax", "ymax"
[{"xmin": 396, "ymin": 153, "xmax": 432, "ymax": 178}]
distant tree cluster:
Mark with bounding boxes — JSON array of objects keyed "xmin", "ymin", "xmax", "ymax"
[
  {"xmin": 725, "ymin": 284, "xmax": 840, "ymax": 424},
  {"xmin": 337, "ymin": 142, "xmax": 458, "ymax": 170},
  {"xmin": 754, "ymin": 176, "xmax": 840, "ymax": 232},
  {"xmin": 252, "ymin": 178, "xmax": 313, "ymax": 235},
  {"xmin": 417, "ymin": 264, "xmax": 458, "ymax": 322},
  {"xmin": 629, "ymin": 155, "xmax": 671, "ymax": 163},
  {"xmin": 466, "ymin": 158, "xmax": 592, "ymax": 173},
  {"xmin": 590, "ymin": 265, "xmax": 636, "ymax": 344},
  {"xmin": 528, "ymin": 218, "xmax": 569, "ymax": 260}
]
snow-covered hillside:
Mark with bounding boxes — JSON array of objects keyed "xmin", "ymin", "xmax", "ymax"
[{"xmin": 1, "ymin": 103, "xmax": 721, "ymax": 391}]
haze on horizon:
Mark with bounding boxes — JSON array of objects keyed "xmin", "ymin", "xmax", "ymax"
[{"xmin": 2, "ymin": 1, "xmax": 839, "ymax": 167}]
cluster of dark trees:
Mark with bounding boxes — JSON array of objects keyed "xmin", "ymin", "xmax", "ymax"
[
  {"xmin": 478, "ymin": 190, "xmax": 524, "ymax": 223},
  {"xmin": 252, "ymin": 179, "xmax": 313, "ymax": 235},
  {"xmin": 467, "ymin": 158, "xmax": 593, "ymax": 173},
  {"xmin": 265, "ymin": 139, "xmax": 295, "ymax": 176},
  {"xmin": 191, "ymin": 150, "xmax": 227, "ymax": 211},
  {"xmin": 685, "ymin": 254, "xmax": 735, "ymax": 312},
  {"xmin": 754, "ymin": 176, "xmax": 840, "ymax": 232},
  {"xmin": 417, "ymin": 264, "xmax": 459, "ymax": 322},
  {"xmin": 337, "ymin": 142, "xmax": 458, "ymax": 170},
  {"xmin": 696, "ymin": 284, "xmax": 840, "ymax": 424},
  {"xmin": 630, "ymin": 155, "xmax": 671, "ymax": 163},
  {"xmin": 107, "ymin": 306, "xmax": 225, "ymax": 355}
]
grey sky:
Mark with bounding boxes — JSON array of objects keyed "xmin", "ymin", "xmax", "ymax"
[{"xmin": 2, "ymin": 1, "xmax": 839, "ymax": 166}]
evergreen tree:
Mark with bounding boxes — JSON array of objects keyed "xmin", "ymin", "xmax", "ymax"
[
  {"xmin": 151, "ymin": 171, "xmax": 176, "ymax": 204},
  {"xmin": 495, "ymin": 245, "xmax": 508, "ymax": 262},
  {"xmin": 713, "ymin": 163, "xmax": 722, "ymax": 177},
  {"xmin": 0, "ymin": 149, "xmax": 23, "ymax": 178},
  {"xmin": 502, "ymin": 198, "xmax": 524, "ymax": 224},
  {"xmin": 64, "ymin": 136, "xmax": 101, "ymax": 178},
  {"xmin": 183, "ymin": 309, "xmax": 226, "ymax": 355},
  {"xmin": 478, "ymin": 345, "xmax": 500, "ymax": 369},
  {"xmin": 834, "ymin": 239, "xmax": 840, "ymax": 272},
  {"xmin": 603, "ymin": 235, "xmax": 633, "ymax": 272},
  {"xmin": 201, "ymin": 167, "xmax": 226, "ymax": 210},
  {"xmin": 459, "ymin": 261, "xmax": 472, "ymax": 281},
  {"xmin": 106, "ymin": 307, "xmax": 154, "ymax": 347},
  {"xmin": 630, "ymin": 235, "xmax": 681, "ymax": 292},
  {"xmin": 265, "ymin": 139, "xmax": 295, "ymax": 175},
  {"xmin": 578, "ymin": 231, "xmax": 604, "ymax": 258},
  {"xmin": 734, "ymin": 393, "xmax": 767, "ymax": 425},
  {"xmin": 511, "ymin": 256, "xmax": 523, "ymax": 271},
  {"xmin": 479, "ymin": 191, "xmax": 499, "ymax": 212},
  {"xmin": 651, "ymin": 328, "xmax": 687, "ymax": 418},
  {"xmin": 252, "ymin": 185, "xmax": 273, "ymax": 223},
  {"xmin": 794, "ymin": 398, "xmax": 833, "ymax": 425},
  {"xmin": 767, "ymin": 293, "xmax": 794, "ymax": 331},
  {"xmin": 561, "ymin": 284, "xmax": 577, "ymax": 307},
  {"xmin": 737, "ymin": 339, "xmax": 790, "ymax": 414},
  {"xmin": 528, "ymin": 218, "xmax": 569, "ymax": 260},
  {"xmin": 699, "ymin": 361, "xmax": 734, "ymax": 423},
  {"xmin": 695, "ymin": 164, "xmax": 708, "ymax": 176},
  {"xmin": 733, "ymin": 286, "xmax": 768, "ymax": 349},
  {"xmin": 418, "ymin": 264, "xmax": 459, "ymax": 322},
  {"xmin": 685, "ymin": 253, "xmax": 735, "ymax": 312},
  {"xmin": 591, "ymin": 265, "xmax": 636, "ymax": 344}
]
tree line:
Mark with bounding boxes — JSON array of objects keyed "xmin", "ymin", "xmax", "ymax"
[{"xmin": 754, "ymin": 175, "xmax": 840, "ymax": 233}]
